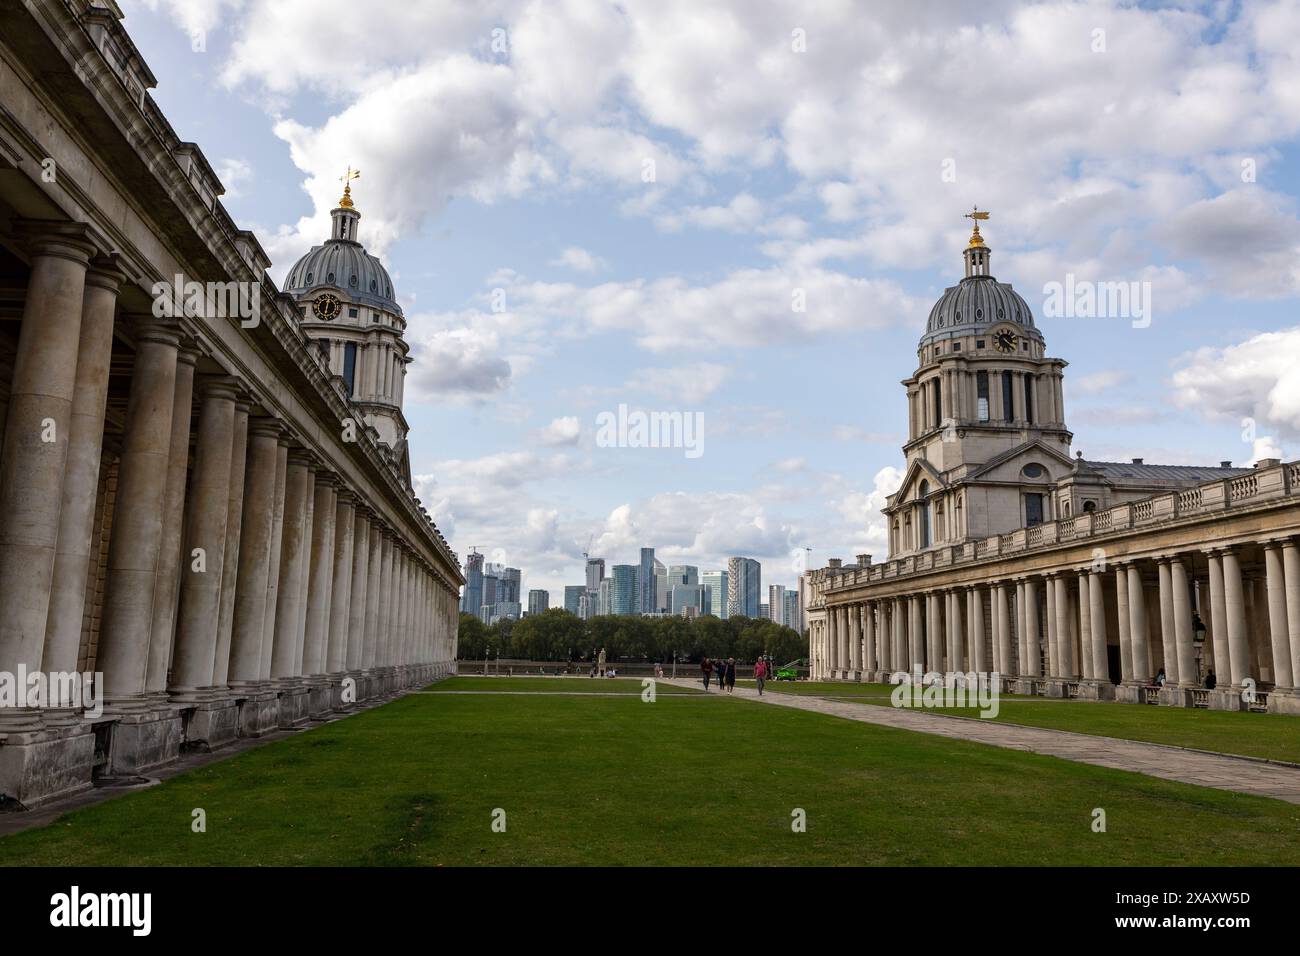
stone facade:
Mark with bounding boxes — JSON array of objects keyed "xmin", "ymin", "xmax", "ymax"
[
  {"xmin": 0, "ymin": 0, "xmax": 463, "ymax": 807},
  {"xmin": 807, "ymin": 218, "xmax": 1300, "ymax": 717}
]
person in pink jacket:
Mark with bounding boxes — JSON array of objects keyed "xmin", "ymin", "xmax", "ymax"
[{"xmin": 754, "ymin": 658, "xmax": 768, "ymax": 696}]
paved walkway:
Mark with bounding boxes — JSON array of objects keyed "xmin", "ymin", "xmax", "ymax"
[{"xmin": 663, "ymin": 679, "xmax": 1300, "ymax": 804}]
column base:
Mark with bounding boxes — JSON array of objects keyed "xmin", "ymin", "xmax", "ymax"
[
  {"xmin": 1012, "ymin": 678, "xmax": 1037, "ymax": 696},
  {"xmin": 234, "ymin": 689, "xmax": 280, "ymax": 738},
  {"xmin": 1075, "ymin": 680, "xmax": 1116, "ymax": 701},
  {"xmin": 176, "ymin": 696, "xmax": 239, "ymax": 752},
  {"xmin": 104, "ymin": 706, "xmax": 183, "ymax": 776},
  {"xmin": 1207, "ymin": 688, "xmax": 1247, "ymax": 711},
  {"xmin": 1266, "ymin": 690, "xmax": 1300, "ymax": 715},
  {"xmin": 1158, "ymin": 686, "xmax": 1194, "ymax": 707},
  {"xmin": 0, "ymin": 722, "xmax": 96, "ymax": 808},
  {"xmin": 308, "ymin": 679, "xmax": 336, "ymax": 718},
  {"xmin": 1044, "ymin": 680, "xmax": 1069, "ymax": 698},
  {"xmin": 275, "ymin": 682, "xmax": 312, "ymax": 728}
]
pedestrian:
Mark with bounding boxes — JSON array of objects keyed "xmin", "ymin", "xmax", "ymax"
[
  {"xmin": 755, "ymin": 657, "xmax": 768, "ymax": 696},
  {"xmin": 1204, "ymin": 670, "xmax": 1217, "ymax": 690},
  {"xmin": 701, "ymin": 656, "xmax": 713, "ymax": 690},
  {"xmin": 724, "ymin": 656, "xmax": 736, "ymax": 693}
]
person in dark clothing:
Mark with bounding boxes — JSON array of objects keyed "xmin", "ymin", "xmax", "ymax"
[
  {"xmin": 701, "ymin": 657, "xmax": 713, "ymax": 690},
  {"xmin": 724, "ymin": 657, "xmax": 736, "ymax": 693},
  {"xmin": 1204, "ymin": 670, "xmax": 1217, "ymax": 690}
]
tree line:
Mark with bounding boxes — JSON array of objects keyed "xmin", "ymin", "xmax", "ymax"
[{"xmin": 457, "ymin": 609, "xmax": 808, "ymax": 664}]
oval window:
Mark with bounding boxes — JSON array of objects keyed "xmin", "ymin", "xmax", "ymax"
[{"xmin": 1021, "ymin": 463, "xmax": 1045, "ymax": 479}]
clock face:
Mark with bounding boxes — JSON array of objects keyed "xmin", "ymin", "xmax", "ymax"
[
  {"xmin": 994, "ymin": 330, "xmax": 1017, "ymax": 353},
  {"xmin": 313, "ymin": 293, "xmax": 341, "ymax": 321}
]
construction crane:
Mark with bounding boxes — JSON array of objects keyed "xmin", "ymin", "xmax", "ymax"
[{"xmin": 582, "ymin": 534, "xmax": 593, "ymax": 561}]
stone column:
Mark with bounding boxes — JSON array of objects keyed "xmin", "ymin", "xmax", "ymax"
[
  {"xmin": 376, "ymin": 533, "xmax": 395, "ymax": 675},
  {"xmin": 301, "ymin": 476, "xmax": 337, "ymax": 677},
  {"xmin": 1115, "ymin": 564, "xmax": 1134, "ymax": 682},
  {"xmin": 1156, "ymin": 558, "xmax": 1178, "ymax": 685},
  {"xmin": 1044, "ymin": 575, "xmax": 1059, "ymax": 677},
  {"xmin": 1023, "ymin": 578, "xmax": 1040, "ymax": 677},
  {"xmin": 1078, "ymin": 572, "xmax": 1093, "ymax": 681},
  {"xmin": 346, "ymin": 510, "xmax": 371, "ymax": 673},
  {"xmin": 849, "ymin": 604, "xmax": 862, "ymax": 676},
  {"xmin": 863, "ymin": 601, "xmax": 877, "ymax": 676},
  {"xmin": 292, "ymin": 459, "xmax": 317, "ymax": 676},
  {"xmin": 228, "ymin": 418, "xmax": 281, "ymax": 687},
  {"xmin": 825, "ymin": 605, "xmax": 838, "ymax": 675},
  {"xmin": 326, "ymin": 490, "xmax": 356, "ymax": 677},
  {"xmin": 1283, "ymin": 540, "xmax": 1300, "ymax": 696},
  {"xmin": 144, "ymin": 346, "xmax": 197, "ymax": 700},
  {"xmin": 259, "ymin": 434, "xmax": 290, "ymax": 681},
  {"xmin": 1222, "ymin": 548, "xmax": 1250, "ymax": 689},
  {"xmin": 1089, "ymin": 569, "xmax": 1108, "ymax": 683},
  {"xmin": 1205, "ymin": 551, "xmax": 1231, "ymax": 685},
  {"xmin": 44, "ymin": 255, "xmax": 129, "ymax": 682},
  {"xmin": 212, "ymin": 397, "xmax": 250, "ymax": 688},
  {"xmin": 170, "ymin": 379, "xmax": 238, "ymax": 695},
  {"xmin": 1263, "ymin": 542, "xmax": 1295, "ymax": 691},
  {"xmin": 362, "ymin": 519, "xmax": 384, "ymax": 677},
  {"xmin": 972, "ymin": 586, "xmax": 987, "ymax": 674},
  {"xmin": 1050, "ymin": 574, "xmax": 1071, "ymax": 681},
  {"xmin": 271, "ymin": 450, "xmax": 313, "ymax": 681},
  {"xmin": 0, "ymin": 225, "xmax": 96, "ymax": 730},
  {"xmin": 925, "ymin": 592, "xmax": 941, "ymax": 672},
  {"xmin": 1170, "ymin": 555, "xmax": 1199, "ymax": 690},
  {"xmin": 1126, "ymin": 564, "xmax": 1151, "ymax": 681},
  {"xmin": 97, "ymin": 319, "xmax": 183, "ymax": 705},
  {"xmin": 995, "ymin": 583, "xmax": 1011, "ymax": 676}
]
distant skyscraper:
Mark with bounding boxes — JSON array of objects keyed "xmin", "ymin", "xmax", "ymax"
[
  {"xmin": 701, "ymin": 569, "xmax": 727, "ymax": 618},
  {"xmin": 768, "ymin": 585, "xmax": 787, "ymax": 625},
  {"xmin": 598, "ymin": 578, "xmax": 614, "ymax": 616},
  {"xmin": 783, "ymin": 590, "xmax": 802, "ymax": 632},
  {"xmin": 727, "ymin": 556, "xmax": 761, "ymax": 617},
  {"xmin": 655, "ymin": 560, "xmax": 667, "ymax": 614},
  {"xmin": 481, "ymin": 570, "xmax": 499, "ymax": 608},
  {"xmin": 671, "ymin": 583, "xmax": 705, "ymax": 616},
  {"xmin": 667, "ymin": 565, "xmax": 699, "ymax": 588},
  {"xmin": 500, "ymin": 567, "xmax": 522, "ymax": 604},
  {"xmin": 585, "ymin": 558, "xmax": 605, "ymax": 591},
  {"xmin": 528, "ymin": 589, "xmax": 549, "ymax": 616},
  {"xmin": 614, "ymin": 564, "xmax": 638, "ymax": 616},
  {"xmin": 638, "ymin": 548, "xmax": 655, "ymax": 614},
  {"xmin": 460, "ymin": 550, "xmax": 484, "ymax": 614},
  {"xmin": 564, "ymin": 585, "xmax": 585, "ymax": 615}
]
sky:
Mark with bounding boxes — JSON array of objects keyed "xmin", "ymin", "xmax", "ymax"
[{"xmin": 118, "ymin": 0, "xmax": 1300, "ymax": 606}]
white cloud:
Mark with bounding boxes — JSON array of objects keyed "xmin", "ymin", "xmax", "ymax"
[
  {"xmin": 538, "ymin": 416, "xmax": 582, "ymax": 446},
  {"xmin": 625, "ymin": 363, "xmax": 731, "ymax": 404},
  {"xmin": 550, "ymin": 247, "xmax": 608, "ymax": 272},
  {"xmin": 405, "ymin": 324, "xmax": 512, "ymax": 400}
]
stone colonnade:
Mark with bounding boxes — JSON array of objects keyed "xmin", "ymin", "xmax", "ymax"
[
  {"xmin": 808, "ymin": 542, "xmax": 1300, "ymax": 714},
  {"xmin": 0, "ymin": 222, "xmax": 459, "ymax": 806}
]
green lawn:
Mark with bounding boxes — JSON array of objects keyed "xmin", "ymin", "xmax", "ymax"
[
  {"xmin": 2, "ymin": 676, "xmax": 1297, "ymax": 866},
  {"xmin": 745, "ymin": 680, "xmax": 1300, "ymax": 764}
]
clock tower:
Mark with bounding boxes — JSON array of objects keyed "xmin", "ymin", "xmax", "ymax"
[
  {"xmin": 884, "ymin": 211, "xmax": 1074, "ymax": 556},
  {"xmin": 283, "ymin": 170, "xmax": 413, "ymax": 486}
]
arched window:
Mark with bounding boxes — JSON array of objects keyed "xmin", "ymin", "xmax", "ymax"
[{"xmin": 1082, "ymin": 500, "xmax": 1097, "ymax": 513}]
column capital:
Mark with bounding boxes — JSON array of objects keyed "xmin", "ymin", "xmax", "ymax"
[
  {"xmin": 335, "ymin": 487, "xmax": 358, "ymax": 507},
  {"xmin": 286, "ymin": 447, "xmax": 316, "ymax": 469},
  {"xmin": 11, "ymin": 218, "xmax": 99, "ymax": 264},
  {"xmin": 246, "ymin": 416, "xmax": 283, "ymax": 440},
  {"xmin": 85, "ymin": 252, "xmax": 136, "ymax": 293},
  {"xmin": 128, "ymin": 314, "xmax": 185, "ymax": 349},
  {"xmin": 195, "ymin": 374, "xmax": 243, "ymax": 403}
]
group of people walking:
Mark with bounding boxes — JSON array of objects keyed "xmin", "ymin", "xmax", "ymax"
[{"xmin": 700, "ymin": 656, "xmax": 736, "ymax": 693}]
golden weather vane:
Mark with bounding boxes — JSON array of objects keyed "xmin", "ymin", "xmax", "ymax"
[
  {"xmin": 338, "ymin": 166, "xmax": 361, "ymax": 208},
  {"xmin": 964, "ymin": 205, "xmax": 989, "ymax": 246}
]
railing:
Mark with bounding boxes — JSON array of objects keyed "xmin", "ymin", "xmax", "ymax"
[
  {"xmin": 816, "ymin": 458, "xmax": 1300, "ymax": 594},
  {"xmin": 1190, "ymin": 689, "xmax": 1209, "ymax": 708},
  {"xmin": 1065, "ymin": 682, "xmax": 1081, "ymax": 698}
]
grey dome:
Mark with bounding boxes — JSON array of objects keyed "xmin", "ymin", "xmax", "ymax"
[
  {"xmin": 284, "ymin": 240, "xmax": 402, "ymax": 315},
  {"xmin": 921, "ymin": 275, "xmax": 1038, "ymax": 347}
]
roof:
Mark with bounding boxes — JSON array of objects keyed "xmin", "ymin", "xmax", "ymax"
[{"xmin": 1078, "ymin": 460, "xmax": 1252, "ymax": 483}]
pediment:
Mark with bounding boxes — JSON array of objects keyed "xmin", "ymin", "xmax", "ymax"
[{"xmin": 963, "ymin": 439, "xmax": 1075, "ymax": 485}]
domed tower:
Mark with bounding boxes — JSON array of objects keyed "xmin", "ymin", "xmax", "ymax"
[
  {"xmin": 284, "ymin": 169, "xmax": 412, "ymax": 484},
  {"xmin": 884, "ymin": 210, "xmax": 1074, "ymax": 557}
]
